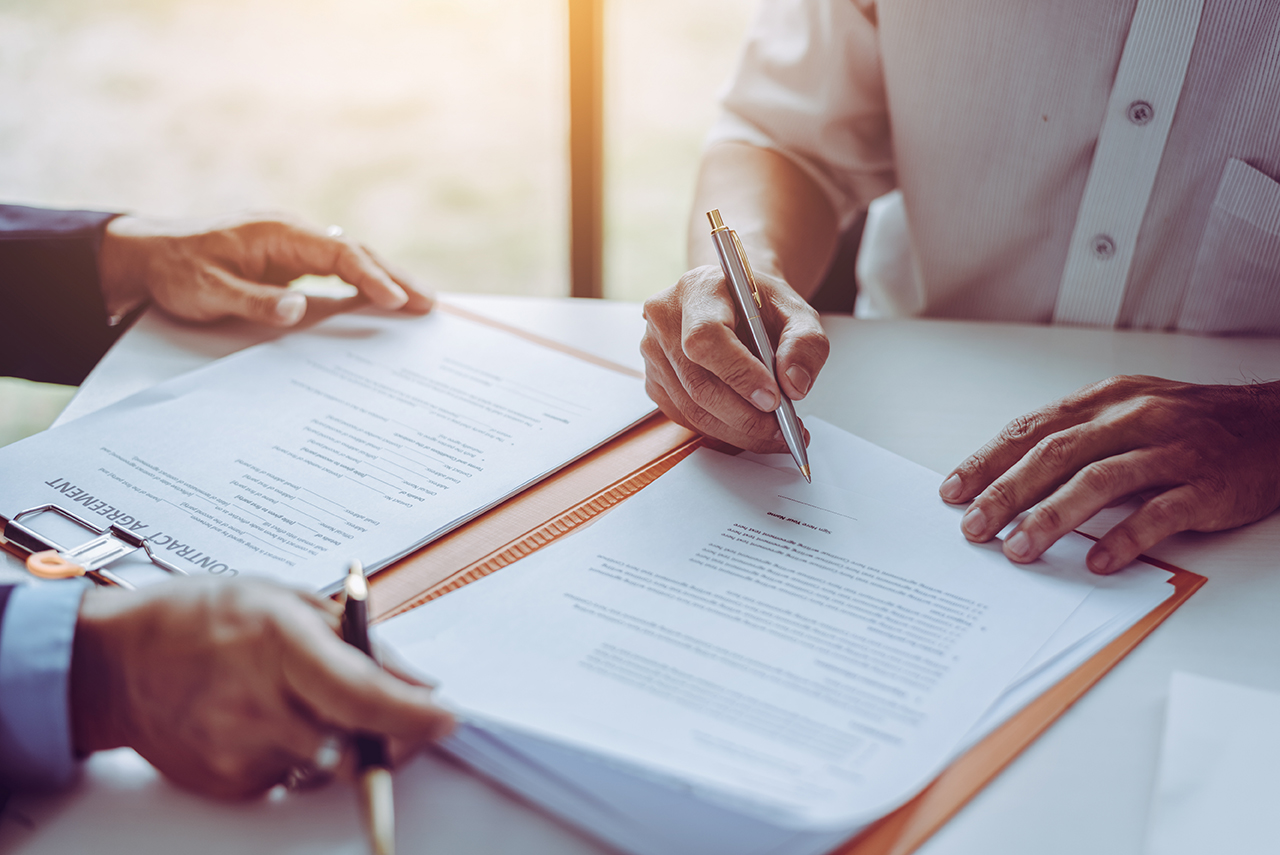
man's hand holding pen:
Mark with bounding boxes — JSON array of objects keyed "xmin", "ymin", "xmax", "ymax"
[
  {"xmin": 640, "ymin": 263, "xmax": 827, "ymax": 455},
  {"xmin": 69, "ymin": 577, "xmax": 453, "ymax": 800}
]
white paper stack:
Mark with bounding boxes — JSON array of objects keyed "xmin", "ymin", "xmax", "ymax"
[{"xmin": 381, "ymin": 420, "xmax": 1174, "ymax": 855}]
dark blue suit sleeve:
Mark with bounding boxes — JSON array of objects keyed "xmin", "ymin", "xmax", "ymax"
[
  {"xmin": 0, "ymin": 204, "xmax": 127, "ymax": 386},
  {"xmin": 0, "ymin": 580, "xmax": 89, "ymax": 791}
]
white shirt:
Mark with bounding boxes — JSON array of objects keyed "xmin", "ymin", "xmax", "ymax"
[{"xmin": 709, "ymin": 0, "xmax": 1280, "ymax": 333}]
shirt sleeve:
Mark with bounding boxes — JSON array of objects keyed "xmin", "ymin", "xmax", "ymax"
[
  {"xmin": 0, "ymin": 580, "xmax": 91, "ymax": 792},
  {"xmin": 706, "ymin": 0, "xmax": 897, "ymax": 231},
  {"xmin": 0, "ymin": 204, "xmax": 126, "ymax": 386}
]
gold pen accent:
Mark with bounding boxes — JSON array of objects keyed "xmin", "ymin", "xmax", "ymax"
[{"xmin": 361, "ymin": 767, "xmax": 396, "ymax": 855}]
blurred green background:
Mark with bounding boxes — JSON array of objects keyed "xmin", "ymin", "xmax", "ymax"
[{"xmin": 0, "ymin": 0, "xmax": 754, "ymax": 445}]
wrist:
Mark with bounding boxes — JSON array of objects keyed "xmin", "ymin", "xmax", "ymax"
[
  {"xmin": 70, "ymin": 588, "xmax": 135, "ymax": 755},
  {"xmin": 98, "ymin": 215, "xmax": 152, "ymax": 324}
]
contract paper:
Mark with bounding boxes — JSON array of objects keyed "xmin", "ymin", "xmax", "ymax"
[
  {"xmin": 382, "ymin": 447, "xmax": 1110, "ymax": 829},
  {"xmin": 0, "ymin": 307, "xmax": 654, "ymax": 591},
  {"xmin": 743, "ymin": 418, "xmax": 1175, "ymax": 754}
]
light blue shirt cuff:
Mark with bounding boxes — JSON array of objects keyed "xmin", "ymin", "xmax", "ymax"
[{"xmin": 0, "ymin": 580, "xmax": 89, "ymax": 791}]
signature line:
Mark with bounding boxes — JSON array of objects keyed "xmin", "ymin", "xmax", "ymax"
[{"xmin": 778, "ymin": 495, "xmax": 857, "ymax": 521}]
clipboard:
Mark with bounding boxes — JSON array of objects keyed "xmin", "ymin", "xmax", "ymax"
[
  {"xmin": 0, "ymin": 502, "xmax": 190, "ymax": 589},
  {"xmin": 365, "ymin": 420, "xmax": 1204, "ymax": 855}
]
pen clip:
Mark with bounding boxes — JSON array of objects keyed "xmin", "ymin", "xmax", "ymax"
[{"xmin": 730, "ymin": 230, "xmax": 762, "ymax": 310}]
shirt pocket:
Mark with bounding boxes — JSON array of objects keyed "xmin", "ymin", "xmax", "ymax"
[{"xmin": 1177, "ymin": 158, "xmax": 1280, "ymax": 334}]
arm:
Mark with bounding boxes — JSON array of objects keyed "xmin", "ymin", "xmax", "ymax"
[
  {"xmin": 641, "ymin": 142, "xmax": 837, "ymax": 452},
  {"xmin": 1, "ymin": 577, "xmax": 452, "ymax": 798},
  {"xmin": 0, "ymin": 205, "xmax": 123, "ymax": 385},
  {"xmin": 0, "ymin": 205, "xmax": 433, "ymax": 386},
  {"xmin": 640, "ymin": 0, "xmax": 892, "ymax": 452}
]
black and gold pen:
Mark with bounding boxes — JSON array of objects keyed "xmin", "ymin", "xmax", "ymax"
[{"xmin": 343, "ymin": 560, "xmax": 396, "ymax": 855}]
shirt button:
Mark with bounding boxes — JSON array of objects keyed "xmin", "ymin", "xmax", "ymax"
[
  {"xmin": 1091, "ymin": 234, "xmax": 1116, "ymax": 259},
  {"xmin": 1127, "ymin": 100, "xmax": 1154, "ymax": 125}
]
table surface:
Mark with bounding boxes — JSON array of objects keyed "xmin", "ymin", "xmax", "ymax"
[{"xmin": 5, "ymin": 294, "xmax": 1280, "ymax": 855}]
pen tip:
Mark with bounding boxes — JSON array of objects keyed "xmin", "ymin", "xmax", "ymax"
[{"xmin": 801, "ymin": 465, "xmax": 811, "ymax": 483}]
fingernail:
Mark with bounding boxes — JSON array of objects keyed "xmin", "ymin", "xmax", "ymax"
[
  {"xmin": 774, "ymin": 429, "xmax": 783, "ymax": 442},
  {"xmin": 940, "ymin": 473, "xmax": 963, "ymax": 501},
  {"xmin": 786, "ymin": 366, "xmax": 812, "ymax": 398},
  {"xmin": 276, "ymin": 292, "xmax": 306, "ymax": 325},
  {"xmin": 962, "ymin": 506, "xmax": 987, "ymax": 538},
  {"xmin": 751, "ymin": 389, "xmax": 778, "ymax": 411},
  {"xmin": 1088, "ymin": 549, "xmax": 1114, "ymax": 575},
  {"xmin": 1005, "ymin": 530, "xmax": 1031, "ymax": 560}
]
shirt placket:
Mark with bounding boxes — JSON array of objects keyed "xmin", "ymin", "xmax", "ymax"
[{"xmin": 1052, "ymin": 0, "xmax": 1205, "ymax": 327}]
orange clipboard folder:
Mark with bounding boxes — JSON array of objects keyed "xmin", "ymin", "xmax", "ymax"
[{"xmin": 367, "ymin": 418, "xmax": 1204, "ymax": 855}]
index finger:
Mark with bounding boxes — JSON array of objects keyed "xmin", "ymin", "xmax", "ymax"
[
  {"xmin": 263, "ymin": 223, "xmax": 416, "ymax": 313},
  {"xmin": 679, "ymin": 274, "xmax": 783, "ymax": 413},
  {"xmin": 940, "ymin": 408, "xmax": 1079, "ymax": 504},
  {"xmin": 362, "ymin": 244, "xmax": 434, "ymax": 315},
  {"xmin": 281, "ymin": 614, "xmax": 454, "ymax": 740}
]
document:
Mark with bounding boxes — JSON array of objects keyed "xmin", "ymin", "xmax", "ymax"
[
  {"xmin": 0, "ymin": 307, "xmax": 655, "ymax": 590},
  {"xmin": 741, "ymin": 419, "xmax": 1176, "ymax": 755},
  {"xmin": 1144, "ymin": 673, "xmax": 1280, "ymax": 855},
  {"xmin": 382, "ymin": 445, "xmax": 1109, "ymax": 829}
]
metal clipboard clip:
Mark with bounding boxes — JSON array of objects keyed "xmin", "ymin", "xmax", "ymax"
[{"xmin": 1, "ymin": 504, "xmax": 189, "ymax": 590}]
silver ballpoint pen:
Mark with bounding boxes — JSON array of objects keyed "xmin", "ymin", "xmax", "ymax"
[{"xmin": 707, "ymin": 209, "xmax": 811, "ymax": 482}]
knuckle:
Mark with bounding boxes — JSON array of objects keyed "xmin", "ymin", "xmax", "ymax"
[
  {"xmin": 682, "ymin": 320, "xmax": 727, "ymax": 364},
  {"xmin": 1078, "ymin": 460, "xmax": 1125, "ymax": 496},
  {"xmin": 953, "ymin": 448, "xmax": 990, "ymax": 481},
  {"xmin": 806, "ymin": 333, "xmax": 831, "ymax": 363},
  {"xmin": 1032, "ymin": 432, "xmax": 1076, "ymax": 471},
  {"xmin": 639, "ymin": 329, "xmax": 664, "ymax": 362},
  {"xmin": 1090, "ymin": 374, "xmax": 1142, "ymax": 398},
  {"xmin": 1028, "ymin": 500, "xmax": 1065, "ymax": 535},
  {"xmin": 981, "ymin": 478, "xmax": 1019, "ymax": 514},
  {"xmin": 642, "ymin": 285, "xmax": 677, "ymax": 320},
  {"xmin": 1000, "ymin": 413, "xmax": 1043, "ymax": 444},
  {"xmin": 1106, "ymin": 524, "xmax": 1143, "ymax": 558},
  {"xmin": 1192, "ymin": 466, "xmax": 1231, "ymax": 504},
  {"xmin": 718, "ymin": 362, "xmax": 763, "ymax": 393},
  {"xmin": 683, "ymin": 369, "xmax": 724, "ymax": 407},
  {"xmin": 1144, "ymin": 493, "xmax": 1191, "ymax": 531}
]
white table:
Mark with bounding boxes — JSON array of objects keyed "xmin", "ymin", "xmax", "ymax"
[{"xmin": 4, "ymin": 295, "xmax": 1280, "ymax": 855}]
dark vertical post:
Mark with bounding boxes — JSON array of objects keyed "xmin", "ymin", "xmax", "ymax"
[{"xmin": 568, "ymin": 0, "xmax": 604, "ymax": 298}]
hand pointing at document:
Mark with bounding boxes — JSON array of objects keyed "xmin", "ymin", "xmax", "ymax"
[{"xmin": 98, "ymin": 212, "xmax": 434, "ymax": 328}]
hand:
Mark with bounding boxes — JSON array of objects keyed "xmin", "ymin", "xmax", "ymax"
[
  {"xmin": 70, "ymin": 577, "xmax": 453, "ymax": 799},
  {"xmin": 640, "ymin": 264, "xmax": 828, "ymax": 453},
  {"xmin": 939, "ymin": 375, "xmax": 1280, "ymax": 574},
  {"xmin": 98, "ymin": 213, "xmax": 433, "ymax": 327}
]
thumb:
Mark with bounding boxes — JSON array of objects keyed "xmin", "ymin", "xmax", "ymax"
[{"xmin": 211, "ymin": 269, "xmax": 309, "ymax": 327}]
